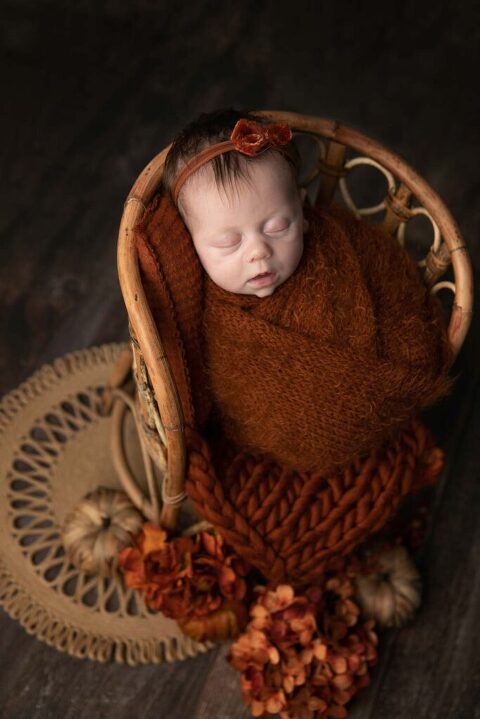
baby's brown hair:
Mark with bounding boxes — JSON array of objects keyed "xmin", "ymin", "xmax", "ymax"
[{"xmin": 162, "ymin": 108, "xmax": 300, "ymax": 214}]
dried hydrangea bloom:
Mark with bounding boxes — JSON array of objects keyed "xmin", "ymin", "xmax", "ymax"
[
  {"xmin": 119, "ymin": 523, "xmax": 249, "ymax": 638},
  {"xmin": 229, "ymin": 580, "xmax": 378, "ymax": 718}
]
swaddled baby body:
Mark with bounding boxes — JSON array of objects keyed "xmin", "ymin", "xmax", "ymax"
[{"xmin": 162, "ymin": 108, "xmax": 454, "ymax": 472}]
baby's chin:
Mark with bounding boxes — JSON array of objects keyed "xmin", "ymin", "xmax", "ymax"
[
  {"xmin": 249, "ymin": 283, "xmax": 279, "ymax": 298},
  {"xmin": 211, "ymin": 274, "xmax": 285, "ymax": 297}
]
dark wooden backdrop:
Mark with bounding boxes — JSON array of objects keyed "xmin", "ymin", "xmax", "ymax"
[{"xmin": 1, "ymin": 2, "xmax": 479, "ymax": 717}]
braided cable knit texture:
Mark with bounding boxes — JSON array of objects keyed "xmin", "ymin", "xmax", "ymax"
[{"xmin": 185, "ymin": 418, "xmax": 441, "ymax": 587}]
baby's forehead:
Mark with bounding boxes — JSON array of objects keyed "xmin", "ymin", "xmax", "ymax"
[{"xmin": 180, "ymin": 155, "xmax": 297, "ymax": 215}]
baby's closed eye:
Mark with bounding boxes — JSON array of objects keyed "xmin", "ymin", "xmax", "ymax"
[
  {"xmin": 264, "ymin": 219, "xmax": 291, "ymax": 234},
  {"xmin": 211, "ymin": 234, "xmax": 242, "ymax": 248}
]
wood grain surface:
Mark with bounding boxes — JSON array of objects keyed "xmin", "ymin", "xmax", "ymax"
[{"xmin": 1, "ymin": 1, "xmax": 479, "ymax": 717}]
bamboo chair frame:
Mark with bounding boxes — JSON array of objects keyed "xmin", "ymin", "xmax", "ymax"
[{"xmin": 116, "ymin": 111, "xmax": 473, "ymax": 532}]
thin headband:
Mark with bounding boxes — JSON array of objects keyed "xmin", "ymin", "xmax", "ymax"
[{"xmin": 172, "ymin": 118, "xmax": 294, "ymax": 204}]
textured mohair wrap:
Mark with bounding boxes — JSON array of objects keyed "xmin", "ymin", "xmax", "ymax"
[
  {"xmin": 202, "ymin": 203, "xmax": 455, "ymax": 473},
  {"xmin": 135, "ymin": 194, "xmax": 455, "ymax": 587}
]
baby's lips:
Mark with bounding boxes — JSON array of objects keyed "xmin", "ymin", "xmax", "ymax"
[
  {"xmin": 248, "ymin": 271, "xmax": 278, "ymax": 288},
  {"xmin": 250, "ymin": 271, "xmax": 274, "ymax": 281}
]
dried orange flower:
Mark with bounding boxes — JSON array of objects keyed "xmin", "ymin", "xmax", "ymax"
[
  {"xmin": 178, "ymin": 599, "xmax": 249, "ymax": 642},
  {"xmin": 119, "ymin": 523, "xmax": 249, "ymax": 639}
]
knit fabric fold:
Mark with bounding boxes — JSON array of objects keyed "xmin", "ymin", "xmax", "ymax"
[{"xmin": 134, "ymin": 194, "xmax": 212, "ymax": 429}]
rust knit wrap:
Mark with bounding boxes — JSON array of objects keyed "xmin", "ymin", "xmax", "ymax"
[
  {"xmin": 134, "ymin": 194, "xmax": 456, "ymax": 587},
  {"xmin": 202, "ymin": 204, "xmax": 455, "ymax": 473}
]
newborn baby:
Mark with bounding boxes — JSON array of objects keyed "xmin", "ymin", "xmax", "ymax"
[{"xmin": 161, "ymin": 109, "xmax": 454, "ymax": 473}]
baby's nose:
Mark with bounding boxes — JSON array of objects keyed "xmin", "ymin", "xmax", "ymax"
[{"xmin": 246, "ymin": 237, "xmax": 273, "ymax": 262}]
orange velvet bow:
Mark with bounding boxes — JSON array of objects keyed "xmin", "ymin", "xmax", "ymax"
[{"xmin": 230, "ymin": 118, "xmax": 292, "ymax": 156}]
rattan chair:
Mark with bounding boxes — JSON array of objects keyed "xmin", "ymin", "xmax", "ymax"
[{"xmin": 113, "ymin": 110, "xmax": 473, "ymax": 534}]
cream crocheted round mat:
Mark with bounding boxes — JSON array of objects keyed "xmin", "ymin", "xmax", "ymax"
[{"xmin": 0, "ymin": 343, "xmax": 213, "ymax": 665}]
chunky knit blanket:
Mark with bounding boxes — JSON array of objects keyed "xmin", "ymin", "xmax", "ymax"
[
  {"xmin": 135, "ymin": 194, "xmax": 455, "ymax": 586},
  {"xmin": 184, "ymin": 417, "xmax": 444, "ymax": 586}
]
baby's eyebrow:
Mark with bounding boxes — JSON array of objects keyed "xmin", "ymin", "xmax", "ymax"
[{"xmin": 216, "ymin": 226, "xmax": 242, "ymax": 235}]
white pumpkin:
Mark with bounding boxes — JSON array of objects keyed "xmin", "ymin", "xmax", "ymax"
[
  {"xmin": 62, "ymin": 487, "xmax": 144, "ymax": 577},
  {"xmin": 354, "ymin": 545, "xmax": 422, "ymax": 628}
]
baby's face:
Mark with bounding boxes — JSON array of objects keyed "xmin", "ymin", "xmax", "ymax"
[{"xmin": 179, "ymin": 156, "xmax": 307, "ymax": 297}]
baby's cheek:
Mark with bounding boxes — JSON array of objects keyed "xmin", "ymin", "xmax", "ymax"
[
  {"xmin": 284, "ymin": 237, "xmax": 303, "ymax": 260},
  {"xmin": 209, "ymin": 256, "xmax": 240, "ymax": 288},
  {"xmin": 202, "ymin": 251, "xmax": 225, "ymax": 275}
]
